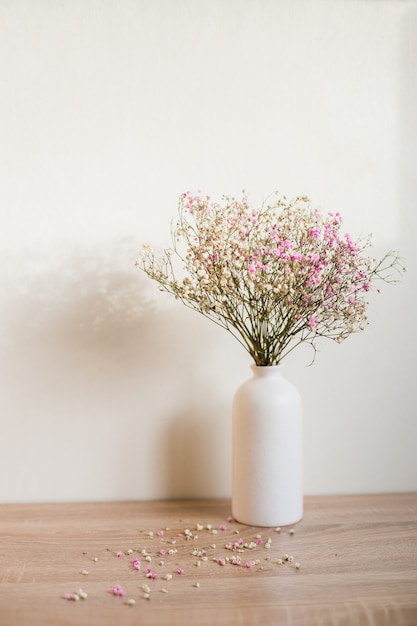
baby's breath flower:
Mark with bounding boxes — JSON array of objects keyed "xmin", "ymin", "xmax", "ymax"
[
  {"xmin": 109, "ymin": 584, "xmax": 125, "ymax": 597},
  {"xmin": 136, "ymin": 191, "xmax": 404, "ymax": 366}
]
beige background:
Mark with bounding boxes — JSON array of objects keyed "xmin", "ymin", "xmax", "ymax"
[{"xmin": 1, "ymin": 0, "xmax": 415, "ymax": 503}]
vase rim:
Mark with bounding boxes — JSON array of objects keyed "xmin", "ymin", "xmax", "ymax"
[{"xmin": 250, "ymin": 364, "xmax": 283, "ymax": 375}]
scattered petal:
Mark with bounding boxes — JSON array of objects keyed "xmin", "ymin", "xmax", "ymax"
[{"xmin": 109, "ymin": 584, "xmax": 126, "ymax": 597}]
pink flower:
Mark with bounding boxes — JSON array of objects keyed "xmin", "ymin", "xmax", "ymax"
[
  {"xmin": 109, "ymin": 584, "xmax": 125, "ymax": 597},
  {"xmin": 176, "ymin": 568, "xmax": 184, "ymax": 575},
  {"xmin": 116, "ymin": 551, "xmax": 123, "ymax": 558},
  {"xmin": 219, "ymin": 525, "xmax": 227, "ymax": 531},
  {"xmin": 137, "ymin": 189, "xmax": 403, "ymax": 368},
  {"xmin": 245, "ymin": 561, "xmax": 256, "ymax": 568},
  {"xmin": 132, "ymin": 558, "xmax": 141, "ymax": 570}
]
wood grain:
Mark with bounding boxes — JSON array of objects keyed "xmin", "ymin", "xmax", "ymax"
[{"xmin": 0, "ymin": 495, "xmax": 416, "ymax": 626}]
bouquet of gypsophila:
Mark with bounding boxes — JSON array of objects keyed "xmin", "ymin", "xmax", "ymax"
[{"xmin": 136, "ymin": 191, "xmax": 404, "ymax": 366}]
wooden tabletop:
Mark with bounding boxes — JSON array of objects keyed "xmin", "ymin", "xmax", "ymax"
[{"xmin": 0, "ymin": 494, "xmax": 416, "ymax": 626}]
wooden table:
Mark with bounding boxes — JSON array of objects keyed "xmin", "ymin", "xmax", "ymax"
[{"xmin": 0, "ymin": 494, "xmax": 416, "ymax": 626}]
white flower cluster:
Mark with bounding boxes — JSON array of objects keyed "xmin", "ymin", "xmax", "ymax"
[{"xmin": 136, "ymin": 191, "xmax": 403, "ymax": 365}]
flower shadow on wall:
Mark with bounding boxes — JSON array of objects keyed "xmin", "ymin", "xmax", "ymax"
[{"xmin": 0, "ymin": 240, "xmax": 231, "ymax": 500}]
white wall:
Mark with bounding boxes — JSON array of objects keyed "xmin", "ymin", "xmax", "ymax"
[{"xmin": 1, "ymin": 0, "xmax": 416, "ymax": 503}]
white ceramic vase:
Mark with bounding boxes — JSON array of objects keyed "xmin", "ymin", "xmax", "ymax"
[{"xmin": 232, "ymin": 365, "xmax": 303, "ymax": 527}]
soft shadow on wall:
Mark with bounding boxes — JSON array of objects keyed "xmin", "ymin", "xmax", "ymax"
[{"xmin": 0, "ymin": 238, "xmax": 235, "ymax": 502}]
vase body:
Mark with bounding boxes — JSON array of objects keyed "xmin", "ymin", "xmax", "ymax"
[{"xmin": 232, "ymin": 365, "xmax": 303, "ymax": 527}]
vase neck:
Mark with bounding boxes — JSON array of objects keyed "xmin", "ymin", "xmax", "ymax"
[{"xmin": 250, "ymin": 364, "xmax": 283, "ymax": 379}]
